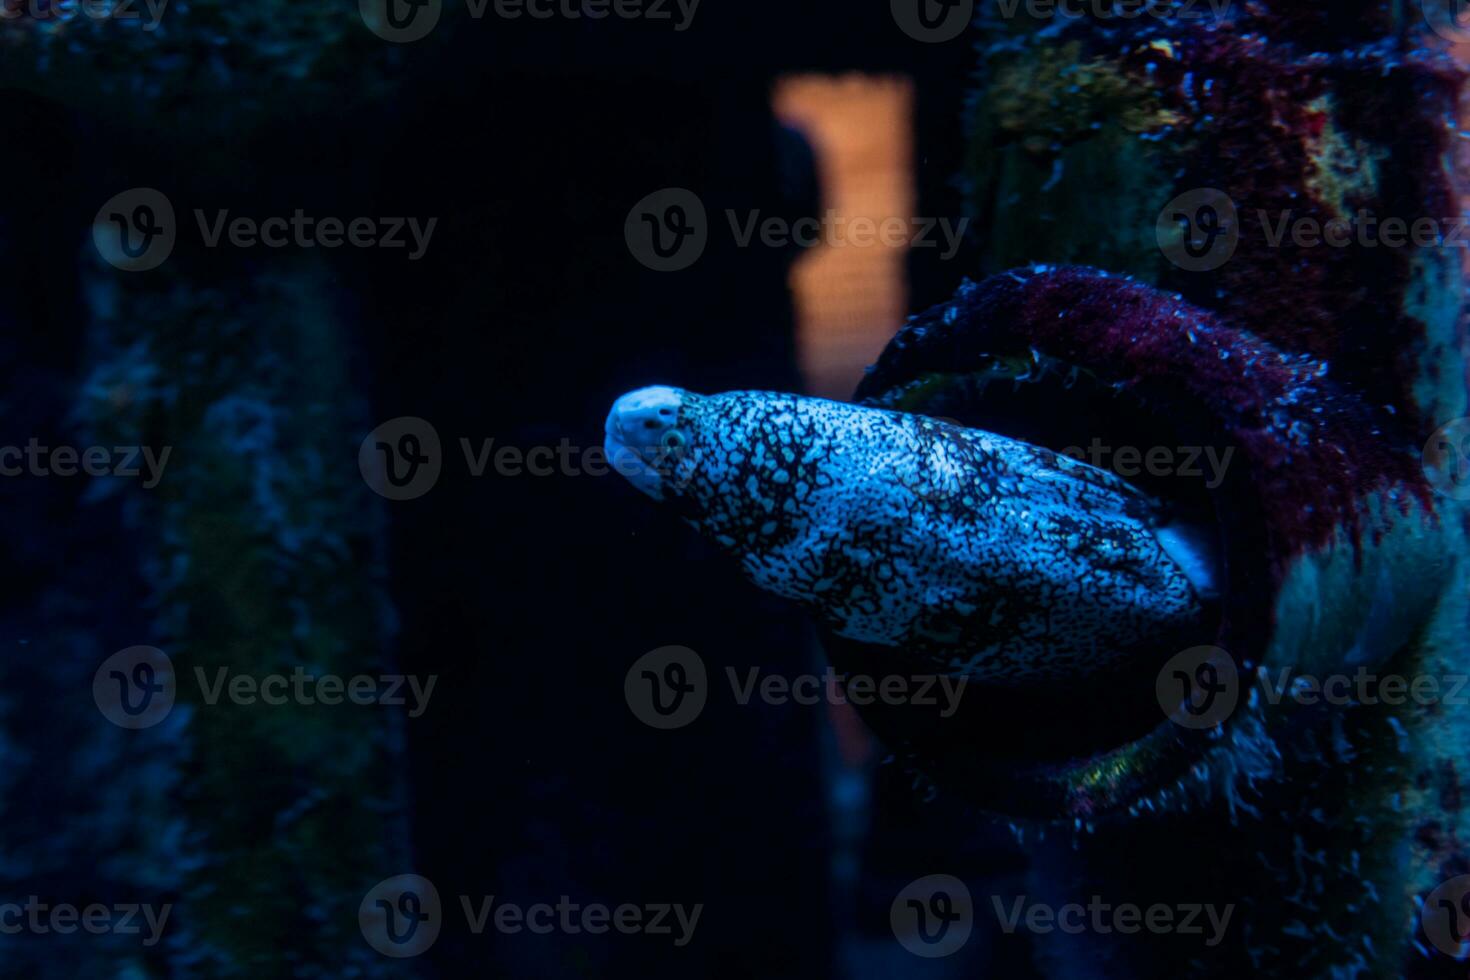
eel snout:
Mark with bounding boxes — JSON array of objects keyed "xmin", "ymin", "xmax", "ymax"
[{"xmin": 604, "ymin": 385, "xmax": 687, "ymax": 500}]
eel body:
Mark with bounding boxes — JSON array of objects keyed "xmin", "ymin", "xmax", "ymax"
[{"xmin": 606, "ymin": 385, "xmax": 1206, "ymax": 685}]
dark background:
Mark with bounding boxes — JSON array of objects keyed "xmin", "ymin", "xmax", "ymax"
[{"xmin": 1, "ymin": 3, "xmax": 1043, "ymax": 976}]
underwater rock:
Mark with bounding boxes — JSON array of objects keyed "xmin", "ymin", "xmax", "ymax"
[
  {"xmin": 73, "ymin": 257, "xmax": 411, "ymax": 977},
  {"xmin": 852, "ymin": 265, "xmax": 1464, "ymax": 975},
  {"xmin": 966, "ymin": 0, "xmax": 1467, "ymax": 433},
  {"xmin": 941, "ymin": 2, "xmax": 1469, "ymax": 973}
]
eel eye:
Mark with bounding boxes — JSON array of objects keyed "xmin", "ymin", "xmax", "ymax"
[{"xmin": 660, "ymin": 429, "xmax": 687, "ymax": 453}]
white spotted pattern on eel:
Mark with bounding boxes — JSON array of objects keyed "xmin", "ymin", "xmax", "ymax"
[{"xmin": 606, "ymin": 386, "xmax": 1205, "ymax": 684}]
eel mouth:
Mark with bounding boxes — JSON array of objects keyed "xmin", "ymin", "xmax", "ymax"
[{"xmin": 842, "ymin": 347, "xmax": 1247, "ymax": 816}]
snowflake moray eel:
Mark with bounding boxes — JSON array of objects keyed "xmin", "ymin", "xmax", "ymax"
[{"xmin": 606, "ymin": 385, "xmax": 1211, "ymax": 686}]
